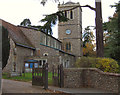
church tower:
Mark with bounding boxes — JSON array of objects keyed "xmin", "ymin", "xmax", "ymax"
[{"xmin": 58, "ymin": 1, "xmax": 83, "ymax": 57}]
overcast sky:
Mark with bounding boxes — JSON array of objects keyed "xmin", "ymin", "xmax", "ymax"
[{"xmin": 0, "ymin": 0, "xmax": 119, "ymax": 38}]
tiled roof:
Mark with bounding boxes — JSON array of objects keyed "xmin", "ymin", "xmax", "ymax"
[
  {"xmin": 1, "ymin": 19, "xmax": 35, "ymax": 49},
  {"xmin": 18, "ymin": 26, "xmax": 62, "ymax": 43}
]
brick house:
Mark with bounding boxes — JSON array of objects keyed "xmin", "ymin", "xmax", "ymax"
[{"xmin": 2, "ymin": 1, "xmax": 82, "ymax": 75}]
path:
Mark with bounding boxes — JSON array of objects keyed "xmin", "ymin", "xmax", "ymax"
[
  {"xmin": 2, "ymin": 79, "xmax": 117, "ymax": 95},
  {"xmin": 2, "ymin": 79, "xmax": 51, "ymax": 93},
  {"xmin": 49, "ymin": 86, "xmax": 116, "ymax": 95}
]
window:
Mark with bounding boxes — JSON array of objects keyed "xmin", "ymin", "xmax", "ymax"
[
  {"xmin": 36, "ymin": 48, "xmax": 40, "ymax": 56},
  {"xmin": 47, "ymin": 37, "xmax": 50, "ymax": 46},
  {"xmin": 54, "ymin": 40, "xmax": 57, "ymax": 48},
  {"xmin": 65, "ymin": 11, "xmax": 67, "ymax": 18},
  {"xmin": 13, "ymin": 47, "xmax": 17, "ymax": 55},
  {"xmin": 13, "ymin": 62, "xmax": 16, "ymax": 72},
  {"xmin": 43, "ymin": 53, "xmax": 48, "ymax": 56},
  {"xmin": 31, "ymin": 51, "xmax": 33, "ymax": 56},
  {"xmin": 44, "ymin": 35, "xmax": 47, "ymax": 45},
  {"xmin": 38, "ymin": 59, "xmax": 47, "ymax": 67},
  {"xmin": 42, "ymin": 35, "xmax": 46, "ymax": 45},
  {"xmin": 70, "ymin": 11, "xmax": 73, "ymax": 19},
  {"xmin": 66, "ymin": 42, "xmax": 71, "ymax": 51}
]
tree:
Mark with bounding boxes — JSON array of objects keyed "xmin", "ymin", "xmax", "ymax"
[
  {"xmin": 82, "ymin": 26, "xmax": 96, "ymax": 57},
  {"xmin": 20, "ymin": 18, "xmax": 31, "ymax": 27},
  {"xmin": 83, "ymin": 43, "xmax": 96, "ymax": 57},
  {"xmin": 31, "ymin": 11, "xmax": 68, "ymax": 35},
  {"xmin": 103, "ymin": 1, "xmax": 120, "ymax": 62},
  {"xmin": 40, "ymin": 0, "xmax": 104, "ymax": 57},
  {"xmin": 83, "ymin": 26, "xmax": 95, "ymax": 47},
  {"xmin": 2, "ymin": 27, "xmax": 10, "ymax": 69}
]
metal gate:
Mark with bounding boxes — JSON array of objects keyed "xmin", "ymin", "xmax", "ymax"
[
  {"xmin": 32, "ymin": 63, "xmax": 48, "ymax": 89},
  {"xmin": 52, "ymin": 64, "xmax": 64, "ymax": 88}
]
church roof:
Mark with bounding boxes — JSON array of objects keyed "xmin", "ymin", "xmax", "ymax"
[{"xmin": 1, "ymin": 19, "xmax": 35, "ymax": 50}]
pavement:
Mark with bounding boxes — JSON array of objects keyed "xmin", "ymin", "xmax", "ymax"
[
  {"xmin": 2, "ymin": 79, "xmax": 52, "ymax": 93},
  {"xmin": 2, "ymin": 79, "xmax": 117, "ymax": 95},
  {"xmin": 49, "ymin": 86, "xmax": 115, "ymax": 94}
]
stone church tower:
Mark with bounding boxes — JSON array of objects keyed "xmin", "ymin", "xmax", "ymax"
[{"xmin": 58, "ymin": 1, "xmax": 83, "ymax": 57}]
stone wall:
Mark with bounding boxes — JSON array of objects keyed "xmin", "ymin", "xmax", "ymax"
[
  {"xmin": 20, "ymin": 27, "xmax": 62, "ymax": 51},
  {"xmin": 58, "ymin": 3, "xmax": 83, "ymax": 57},
  {"xmin": 3, "ymin": 38, "xmax": 15, "ymax": 73},
  {"xmin": 3, "ymin": 38, "xmax": 33, "ymax": 75},
  {"xmin": 26, "ymin": 44, "xmax": 76, "ymax": 72},
  {"xmin": 16, "ymin": 46, "xmax": 33, "ymax": 74},
  {"xmin": 63, "ymin": 68, "xmax": 120, "ymax": 93}
]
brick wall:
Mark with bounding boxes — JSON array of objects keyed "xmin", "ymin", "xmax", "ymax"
[{"xmin": 63, "ymin": 68, "xmax": 120, "ymax": 93}]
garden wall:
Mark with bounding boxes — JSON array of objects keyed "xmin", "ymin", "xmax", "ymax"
[{"xmin": 63, "ymin": 68, "xmax": 120, "ymax": 93}]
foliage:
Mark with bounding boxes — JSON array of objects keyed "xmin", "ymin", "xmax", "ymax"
[
  {"xmin": 40, "ymin": 11, "xmax": 69, "ymax": 35},
  {"xmin": 40, "ymin": 0, "xmax": 59, "ymax": 6},
  {"xmin": 75, "ymin": 57, "xmax": 96, "ymax": 68},
  {"xmin": 82, "ymin": 26, "xmax": 95, "ymax": 47},
  {"xmin": 83, "ymin": 43, "xmax": 96, "ymax": 57},
  {"xmin": 82, "ymin": 26, "xmax": 96, "ymax": 57},
  {"xmin": 2, "ymin": 27, "xmax": 10, "ymax": 69},
  {"xmin": 103, "ymin": 1, "xmax": 120, "ymax": 62},
  {"xmin": 75, "ymin": 57, "xmax": 120, "ymax": 73},
  {"xmin": 31, "ymin": 11, "xmax": 68, "ymax": 35},
  {"xmin": 92, "ymin": 58, "xmax": 119, "ymax": 73},
  {"xmin": 20, "ymin": 18, "xmax": 31, "ymax": 27}
]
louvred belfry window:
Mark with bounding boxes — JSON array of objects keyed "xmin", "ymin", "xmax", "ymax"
[
  {"xmin": 70, "ymin": 11, "xmax": 73, "ymax": 19},
  {"xmin": 65, "ymin": 11, "xmax": 67, "ymax": 18}
]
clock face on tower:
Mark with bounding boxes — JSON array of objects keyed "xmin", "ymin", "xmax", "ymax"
[{"xmin": 66, "ymin": 29, "xmax": 71, "ymax": 34}]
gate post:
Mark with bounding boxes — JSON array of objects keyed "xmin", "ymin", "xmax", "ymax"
[
  {"xmin": 44, "ymin": 63, "xmax": 48, "ymax": 90},
  {"xmin": 60, "ymin": 64, "xmax": 64, "ymax": 88}
]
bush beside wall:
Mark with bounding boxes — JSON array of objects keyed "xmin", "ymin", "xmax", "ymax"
[{"xmin": 75, "ymin": 57, "xmax": 120, "ymax": 73}]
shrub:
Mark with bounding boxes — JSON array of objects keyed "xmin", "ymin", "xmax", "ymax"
[
  {"xmin": 75, "ymin": 57, "xmax": 96, "ymax": 68},
  {"xmin": 75, "ymin": 57, "xmax": 120, "ymax": 73},
  {"xmin": 95, "ymin": 58, "xmax": 119, "ymax": 73}
]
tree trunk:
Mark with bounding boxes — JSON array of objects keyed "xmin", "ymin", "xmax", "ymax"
[{"xmin": 95, "ymin": 1, "xmax": 104, "ymax": 57}]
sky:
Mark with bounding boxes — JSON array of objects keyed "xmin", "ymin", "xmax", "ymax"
[{"xmin": 0, "ymin": 0, "xmax": 119, "ymax": 38}]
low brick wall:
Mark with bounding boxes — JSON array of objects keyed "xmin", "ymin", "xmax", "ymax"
[{"xmin": 63, "ymin": 68, "xmax": 120, "ymax": 93}]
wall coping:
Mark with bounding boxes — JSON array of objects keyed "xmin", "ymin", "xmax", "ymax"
[{"xmin": 64, "ymin": 68, "xmax": 120, "ymax": 77}]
